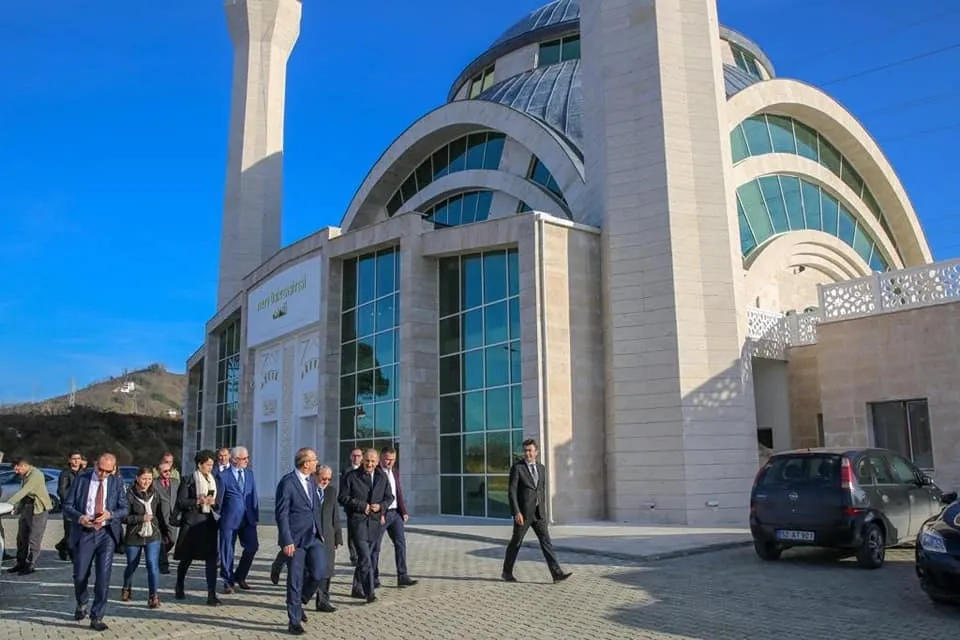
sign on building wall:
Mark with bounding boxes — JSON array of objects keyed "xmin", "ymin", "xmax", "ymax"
[
  {"xmin": 252, "ymin": 345, "xmax": 283, "ymax": 424},
  {"xmin": 246, "ymin": 256, "xmax": 322, "ymax": 348},
  {"xmin": 293, "ymin": 331, "xmax": 321, "ymax": 417}
]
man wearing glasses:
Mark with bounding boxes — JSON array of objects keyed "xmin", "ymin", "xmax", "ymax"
[
  {"xmin": 216, "ymin": 446, "xmax": 259, "ymax": 593},
  {"xmin": 63, "ymin": 453, "xmax": 128, "ymax": 632}
]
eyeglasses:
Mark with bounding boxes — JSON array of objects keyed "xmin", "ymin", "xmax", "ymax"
[
  {"xmin": 96, "ymin": 467, "xmax": 114, "ymax": 475},
  {"xmin": 318, "ymin": 477, "xmax": 332, "ymax": 482}
]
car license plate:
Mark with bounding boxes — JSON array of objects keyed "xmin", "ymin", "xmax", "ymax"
[{"xmin": 776, "ymin": 529, "xmax": 815, "ymax": 542}]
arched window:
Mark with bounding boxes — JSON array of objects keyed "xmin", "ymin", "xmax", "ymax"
[
  {"xmin": 737, "ymin": 175, "xmax": 889, "ymax": 272},
  {"xmin": 426, "ymin": 191, "xmax": 494, "ymax": 228}
]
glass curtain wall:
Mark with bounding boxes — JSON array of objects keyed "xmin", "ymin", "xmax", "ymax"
[
  {"xmin": 339, "ymin": 248, "xmax": 400, "ymax": 464},
  {"xmin": 438, "ymin": 249, "xmax": 522, "ymax": 519},
  {"xmin": 215, "ymin": 319, "xmax": 241, "ymax": 449}
]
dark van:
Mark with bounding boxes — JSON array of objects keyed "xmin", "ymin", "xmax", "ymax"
[{"xmin": 750, "ymin": 448, "xmax": 943, "ymax": 569}]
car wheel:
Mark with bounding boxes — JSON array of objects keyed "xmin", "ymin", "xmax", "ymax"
[
  {"xmin": 754, "ymin": 540, "xmax": 782, "ymax": 561},
  {"xmin": 856, "ymin": 522, "xmax": 885, "ymax": 569}
]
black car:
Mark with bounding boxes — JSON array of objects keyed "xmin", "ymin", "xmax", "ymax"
[
  {"xmin": 750, "ymin": 447, "xmax": 943, "ymax": 569},
  {"xmin": 915, "ymin": 492, "xmax": 960, "ymax": 604}
]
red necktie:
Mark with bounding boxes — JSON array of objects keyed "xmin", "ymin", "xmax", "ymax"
[
  {"xmin": 161, "ymin": 478, "xmax": 169, "ymax": 488},
  {"xmin": 94, "ymin": 479, "xmax": 105, "ymax": 529}
]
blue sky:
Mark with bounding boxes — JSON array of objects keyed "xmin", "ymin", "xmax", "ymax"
[{"xmin": 0, "ymin": 0, "xmax": 957, "ymax": 402}]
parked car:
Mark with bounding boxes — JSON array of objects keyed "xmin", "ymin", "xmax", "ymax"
[
  {"xmin": 750, "ymin": 447, "xmax": 943, "ymax": 569},
  {"xmin": 915, "ymin": 491, "xmax": 960, "ymax": 604},
  {"xmin": 118, "ymin": 466, "xmax": 139, "ymax": 489},
  {"xmin": 0, "ymin": 468, "xmax": 62, "ymax": 513}
]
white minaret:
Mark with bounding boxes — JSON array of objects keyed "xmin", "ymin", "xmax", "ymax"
[{"xmin": 218, "ymin": 0, "xmax": 302, "ymax": 308}]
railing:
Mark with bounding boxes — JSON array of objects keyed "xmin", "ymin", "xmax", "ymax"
[
  {"xmin": 746, "ymin": 307, "xmax": 821, "ymax": 359},
  {"xmin": 818, "ymin": 258, "xmax": 960, "ymax": 321}
]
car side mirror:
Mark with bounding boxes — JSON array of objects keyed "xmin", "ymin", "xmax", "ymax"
[
  {"xmin": 921, "ymin": 474, "xmax": 934, "ymax": 486},
  {"xmin": 941, "ymin": 491, "xmax": 957, "ymax": 505}
]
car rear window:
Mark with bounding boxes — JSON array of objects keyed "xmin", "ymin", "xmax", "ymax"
[{"xmin": 758, "ymin": 454, "xmax": 842, "ymax": 488}]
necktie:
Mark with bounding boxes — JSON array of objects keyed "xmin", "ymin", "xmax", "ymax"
[
  {"xmin": 94, "ymin": 479, "xmax": 105, "ymax": 530},
  {"xmin": 530, "ymin": 464, "xmax": 539, "ymax": 485},
  {"xmin": 318, "ymin": 487, "xmax": 324, "ymax": 508},
  {"xmin": 238, "ymin": 470, "xmax": 245, "ymax": 491}
]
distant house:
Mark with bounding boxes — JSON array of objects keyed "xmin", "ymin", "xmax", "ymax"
[{"xmin": 113, "ymin": 381, "xmax": 136, "ymax": 394}]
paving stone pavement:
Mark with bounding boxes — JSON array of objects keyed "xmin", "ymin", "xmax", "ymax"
[{"xmin": 0, "ymin": 523, "xmax": 957, "ymax": 639}]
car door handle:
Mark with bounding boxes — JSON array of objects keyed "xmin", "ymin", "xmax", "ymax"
[{"xmin": 880, "ymin": 494, "xmax": 889, "ymax": 503}]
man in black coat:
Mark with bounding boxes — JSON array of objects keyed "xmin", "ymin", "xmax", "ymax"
[
  {"xmin": 338, "ymin": 448, "xmax": 393, "ymax": 603},
  {"xmin": 339, "ymin": 447, "xmax": 362, "ymax": 566},
  {"xmin": 270, "ymin": 465, "xmax": 342, "ymax": 612},
  {"xmin": 501, "ymin": 439, "xmax": 572, "ymax": 583},
  {"xmin": 55, "ymin": 452, "xmax": 84, "ymax": 561}
]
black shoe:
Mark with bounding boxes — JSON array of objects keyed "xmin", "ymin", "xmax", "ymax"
[
  {"xmin": 553, "ymin": 571, "xmax": 572, "ymax": 583},
  {"xmin": 397, "ymin": 576, "xmax": 418, "ymax": 587},
  {"xmin": 1, "ymin": 552, "xmax": 14, "ymax": 562},
  {"xmin": 74, "ymin": 606, "xmax": 88, "ymax": 621},
  {"xmin": 301, "ymin": 611, "xmax": 308, "ymax": 623},
  {"xmin": 350, "ymin": 589, "xmax": 365, "ymax": 599},
  {"xmin": 366, "ymin": 594, "xmax": 377, "ymax": 604},
  {"xmin": 288, "ymin": 623, "xmax": 305, "ymax": 635},
  {"xmin": 174, "ymin": 587, "xmax": 185, "ymax": 600},
  {"xmin": 206, "ymin": 594, "xmax": 221, "ymax": 606},
  {"xmin": 316, "ymin": 601, "xmax": 336, "ymax": 613},
  {"xmin": 374, "ymin": 580, "xmax": 381, "ymax": 589},
  {"xmin": 56, "ymin": 545, "xmax": 68, "ymax": 561},
  {"xmin": 349, "ymin": 557, "xmax": 357, "ymax": 567},
  {"xmin": 17, "ymin": 565, "xmax": 35, "ymax": 575},
  {"xmin": 5, "ymin": 564, "xmax": 25, "ymax": 574},
  {"xmin": 270, "ymin": 565, "xmax": 281, "ymax": 585},
  {"xmin": 159, "ymin": 567, "xmax": 170, "ymax": 575},
  {"xmin": 501, "ymin": 573, "xmax": 518, "ymax": 582},
  {"xmin": 90, "ymin": 619, "xmax": 108, "ymax": 632}
]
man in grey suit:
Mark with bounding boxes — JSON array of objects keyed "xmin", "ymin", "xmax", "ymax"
[
  {"xmin": 501, "ymin": 439, "xmax": 572, "ymax": 584},
  {"xmin": 153, "ymin": 461, "xmax": 179, "ymax": 574}
]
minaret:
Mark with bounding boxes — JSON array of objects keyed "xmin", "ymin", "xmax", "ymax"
[{"xmin": 218, "ymin": 0, "xmax": 302, "ymax": 308}]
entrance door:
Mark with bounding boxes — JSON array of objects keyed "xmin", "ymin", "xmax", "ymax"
[{"xmin": 256, "ymin": 421, "xmax": 279, "ymax": 499}]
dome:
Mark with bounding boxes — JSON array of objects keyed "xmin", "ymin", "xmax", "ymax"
[{"xmin": 491, "ymin": 0, "xmax": 580, "ymax": 48}]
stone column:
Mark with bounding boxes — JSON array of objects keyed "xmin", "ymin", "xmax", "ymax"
[
  {"xmin": 218, "ymin": 0, "xmax": 302, "ymax": 307},
  {"xmin": 581, "ymin": 0, "xmax": 758, "ymax": 525}
]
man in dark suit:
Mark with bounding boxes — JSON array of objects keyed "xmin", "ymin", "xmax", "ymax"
[
  {"xmin": 153, "ymin": 460, "xmax": 179, "ymax": 574},
  {"xmin": 216, "ymin": 445, "xmax": 259, "ymax": 593},
  {"xmin": 63, "ymin": 453, "xmax": 129, "ymax": 632},
  {"xmin": 275, "ymin": 447, "xmax": 325, "ymax": 635},
  {"xmin": 372, "ymin": 447, "xmax": 417, "ymax": 588},
  {"xmin": 270, "ymin": 465, "xmax": 342, "ymax": 612},
  {"xmin": 340, "ymin": 447, "xmax": 362, "ymax": 566},
  {"xmin": 338, "ymin": 448, "xmax": 393, "ymax": 603},
  {"xmin": 55, "ymin": 451, "xmax": 83, "ymax": 561},
  {"xmin": 501, "ymin": 439, "xmax": 571, "ymax": 584}
]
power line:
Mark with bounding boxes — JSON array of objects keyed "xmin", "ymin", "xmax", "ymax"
[
  {"xmin": 860, "ymin": 91, "xmax": 960, "ymax": 118},
  {"xmin": 821, "ymin": 42, "xmax": 960, "ymax": 87},
  {"xmin": 778, "ymin": 6, "xmax": 960, "ymax": 65},
  {"xmin": 882, "ymin": 122, "xmax": 960, "ymax": 143}
]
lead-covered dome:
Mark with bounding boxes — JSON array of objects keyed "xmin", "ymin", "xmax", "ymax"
[{"xmin": 491, "ymin": 0, "xmax": 580, "ymax": 49}]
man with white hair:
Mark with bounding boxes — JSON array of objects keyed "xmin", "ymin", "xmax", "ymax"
[{"xmin": 215, "ymin": 445, "xmax": 259, "ymax": 593}]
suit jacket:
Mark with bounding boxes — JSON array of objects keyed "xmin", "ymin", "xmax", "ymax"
[
  {"xmin": 508, "ymin": 459, "xmax": 547, "ymax": 522},
  {"xmin": 152, "ymin": 475, "xmax": 180, "ymax": 536},
  {"xmin": 216, "ymin": 466, "xmax": 259, "ymax": 531},
  {"xmin": 275, "ymin": 471, "xmax": 323, "ymax": 549},
  {"xmin": 63, "ymin": 470, "xmax": 129, "ymax": 547},
  {"xmin": 338, "ymin": 467, "xmax": 394, "ymax": 539},
  {"xmin": 380, "ymin": 464, "xmax": 407, "ymax": 518},
  {"xmin": 317, "ymin": 483, "xmax": 343, "ymax": 579}
]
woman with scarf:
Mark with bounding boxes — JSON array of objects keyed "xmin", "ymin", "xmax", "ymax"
[
  {"xmin": 173, "ymin": 450, "xmax": 221, "ymax": 606},
  {"xmin": 120, "ymin": 467, "xmax": 163, "ymax": 608}
]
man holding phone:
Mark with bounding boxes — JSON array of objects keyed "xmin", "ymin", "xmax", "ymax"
[{"xmin": 63, "ymin": 453, "xmax": 128, "ymax": 632}]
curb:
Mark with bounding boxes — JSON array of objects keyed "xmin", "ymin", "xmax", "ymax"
[{"xmin": 405, "ymin": 526, "xmax": 752, "ymax": 564}]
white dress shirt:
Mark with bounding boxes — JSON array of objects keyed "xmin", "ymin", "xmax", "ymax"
[
  {"xmin": 84, "ymin": 475, "xmax": 107, "ymax": 518},
  {"xmin": 384, "ymin": 467, "xmax": 398, "ymax": 511},
  {"xmin": 296, "ymin": 470, "xmax": 312, "ymax": 503}
]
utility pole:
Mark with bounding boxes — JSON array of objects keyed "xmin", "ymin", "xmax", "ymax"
[{"xmin": 68, "ymin": 377, "xmax": 76, "ymax": 408}]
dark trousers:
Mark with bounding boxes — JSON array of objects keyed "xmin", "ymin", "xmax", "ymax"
[
  {"xmin": 176, "ymin": 557, "xmax": 217, "ymax": 594},
  {"xmin": 272, "ymin": 551, "xmax": 331, "ymax": 605},
  {"xmin": 159, "ymin": 530, "xmax": 176, "ymax": 572},
  {"xmin": 501, "ymin": 516, "xmax": 561, "ymax": 577},
  {"xmin": 344, "ymin": 511, "xmax": 357, "ymax": 563},
  {"xmin": 219, "ymin": 520, "xmax": 259, "ymax": 586},
  {"xmin": 350, "ymin": 528, "xmax": 376, "ymax": 596},
  {"xmin": 73, "ymin": 528, "xmax": 115, "ymax": 621},
  {"xmin": 17, "ymin": 509, "xmax": 48, "ymax": 567},
  {"xmin": 372, "ymin": 509, "xmax": 408, "ymax": 580},
  {"xmin": 56, "ymin": 518, "xmax": 73, "ymax": 558},
  {"xmin": 286, "ymin": 540, "xmax": 325, "ymax": 627}
]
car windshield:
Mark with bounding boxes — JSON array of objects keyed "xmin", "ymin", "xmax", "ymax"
[
  {"xmin": 759, "ymin": 454, "xmax": 841, "ymax": 488},
  {"xmin": 119, "ymin": 468, "xmax": 139, "ymax": 481},
  {"xmin": 0, "ymin": 470, "xmax": 16, "ymax": 484}
]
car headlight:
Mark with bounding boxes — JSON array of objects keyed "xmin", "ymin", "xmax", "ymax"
[{"xmin": 920, "ymin": 527, "xmax": 948, "ymax": 554}]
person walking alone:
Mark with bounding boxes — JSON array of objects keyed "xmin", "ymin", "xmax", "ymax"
[{"xmin": 120, "ymin": 467, "xmax": 163, "ymax": 609}]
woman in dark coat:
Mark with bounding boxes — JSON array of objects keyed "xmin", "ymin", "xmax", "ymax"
[
  {"xmin": 173, "ymin": 450, "xmax": 220, "ymax": 606},
  {"xmin": 121, "ymin": 467, "xmax": 163, "ymax": 609}
]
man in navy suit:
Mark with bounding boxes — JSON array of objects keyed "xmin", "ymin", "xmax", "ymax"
[
  {"xmin": 275, "ymin": 447, "xmax": 326, "ymax": 636},
  {"xmin": 216, "ymin": 445, "xmax": 259, "ymax": 593},
  {"xmin": 338, "ymin": 448, "xmax": 393, "ymax": 604},
  {"xmin": 63, "ymin": 453, "xmax": 129, "ymax": 632}
]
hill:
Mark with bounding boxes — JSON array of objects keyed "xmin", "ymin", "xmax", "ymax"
[
  {"xmin": 0, "ymin": 407, "xmax": 182, "ymax": 468},
  {"xmin": 3, "ymin": 363, "xmax": 188, "ymax": 418}
]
